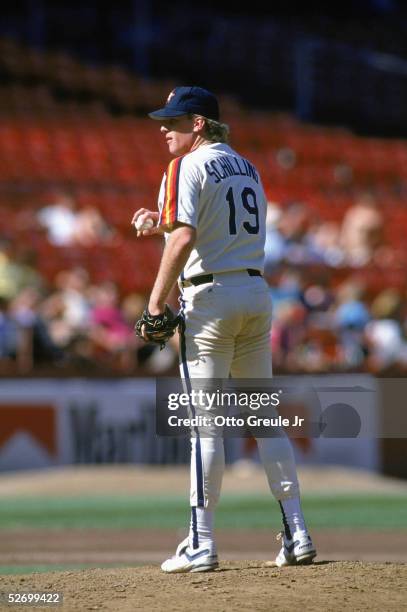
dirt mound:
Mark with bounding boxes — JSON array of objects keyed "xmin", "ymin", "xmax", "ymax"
[{"xmin": 1, "ymin": 561, "xmax": 406, "ymax": 612}]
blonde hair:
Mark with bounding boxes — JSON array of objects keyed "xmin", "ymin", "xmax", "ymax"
[{"xmin": 193, "ymin": 114, "xmax": 230, "ymax": 143}]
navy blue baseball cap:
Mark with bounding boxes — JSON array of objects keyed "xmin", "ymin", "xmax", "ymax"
[{"xmin": 149, "ymin": 86, "xmax": 219, "ymax": 121}]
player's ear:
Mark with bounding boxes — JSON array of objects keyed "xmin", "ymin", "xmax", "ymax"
[{"xmin": 192, "ymin": 115, "xmax": 206, "ymax": 133}]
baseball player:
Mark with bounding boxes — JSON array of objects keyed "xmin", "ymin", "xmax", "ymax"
[{"xmin": 132, "ymin": 86, "xmax": 316, "ymax": 572}]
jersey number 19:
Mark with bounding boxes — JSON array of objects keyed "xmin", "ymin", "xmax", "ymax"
[{"xmin": 226, "ymin": 186, "xmax": 259, "ymax": 235}]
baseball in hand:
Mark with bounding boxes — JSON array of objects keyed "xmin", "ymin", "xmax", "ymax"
[{"xmin": 135, "ymin": 217, "xmax": 155, "ymax": 231}]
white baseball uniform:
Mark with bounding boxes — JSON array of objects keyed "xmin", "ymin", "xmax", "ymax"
[{"xmin": 157, "ymin": 142, "xmax": 301, "ymax": 548}]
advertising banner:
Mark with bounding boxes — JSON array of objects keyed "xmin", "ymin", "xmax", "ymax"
[{"xmin": 0, "ymin": 375, "xmax": 381, "ymax": 471}]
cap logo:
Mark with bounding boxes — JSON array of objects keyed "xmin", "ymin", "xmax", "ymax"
[{"xmin": 149, "ymin": 86, "xmax": 219, "ymax": 121}]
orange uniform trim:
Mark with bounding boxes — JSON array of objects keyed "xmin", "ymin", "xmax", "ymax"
[{"xmin": 161, "ymin": 156, "xmax": 183, "ymax": 226}]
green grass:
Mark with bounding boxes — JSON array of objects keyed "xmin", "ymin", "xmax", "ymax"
[
  {"xmin": 0, "ymin": 494, "xmax": 406, "ymax": 575},
  {"xmin": 0, "ymin": 493, "xmax": 406, "ymax": 530}
]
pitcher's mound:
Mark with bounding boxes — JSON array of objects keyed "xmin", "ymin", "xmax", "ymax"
[{"xmin": 1, "ymin": 561, "xmax": 406, "ymax": 611}]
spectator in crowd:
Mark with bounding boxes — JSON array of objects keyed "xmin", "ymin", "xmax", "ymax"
[
  {"xmin": 85, "ymin": 281, "xmax": 135, "ymax": 371},
  {"xmin": 10, "ymin": 286, "xmax": 63, "ymax": 370},
  {"xmin": 37, "ymin": 190, "xmax": 79, "ymax": 246},
  {"xmin": 340, "ymin": 194, "xmax": 384, "ymax": 266},
  {"xmin": 40, "ymin": 267, "xmax": 91, "ymax": 349},
  {"xmin": 269, "ymin": 269, "xmax": 308, "ymax": 370},
  {"xmin": 264, "ymin": 202, "xmax": 321, "ymax": 270},
  {"xmin": 121, "ymin": 292, "xmax": 146, "ymax": 327},
  {"xmin": 269, "ymin": 267, "xmax": 304, "ymax": 312},
  {"xmin": 334, "ymin": 279, "xmax": 370, "ymax": 369},
  {"xmin": 264, "ymin": 202, "xmax": 284, "ymax": 268},
  {"xmin": 365, "ymin": 288, "xmax": 407, "ymax": 372},
  {"xmin": 306, "ymin": 220, "xmax": 345, "ymax": 267},
  {"xmin": 37, "ymin": 191, "xmax": 113, "ymax": 247},
  {"xmin": 12, "ymin": 248, "xmax": 45, "ymax": 294},
  {"xmin": 0, "ymin": 239, "xmax": 44, "ymax": 300},
  {"xmin": 73, "ymin": 206, "xmax": 114, "ymax": 247},
  {"xmin": 89, "ymin": 281, "xmax": 133, "ymax": 351},
  {"xmin": 0, "ymin": 296, "xmax": 18, "ymax": 362},
  {"xmin": 271, "ymin": 299, "xmax": 308, "ymax": 370}
]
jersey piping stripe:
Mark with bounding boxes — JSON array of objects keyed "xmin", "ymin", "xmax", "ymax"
[
  {"xmin": 162, "ymin": 156, "xmax": 183, "ymax": 226},
  {"xmin": 179, "ymin": 295, "xmax": 205, "ymax": 509}
]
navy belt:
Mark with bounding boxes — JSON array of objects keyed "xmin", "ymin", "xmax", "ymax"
[{"xmin": 184, "ymin": 269, "xmax": 262, "ymax": 287}]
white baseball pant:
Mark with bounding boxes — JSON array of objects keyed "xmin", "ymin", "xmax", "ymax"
[{"xmin": 178, "ymin": 270, "xmax": 300, "ymax": 510}]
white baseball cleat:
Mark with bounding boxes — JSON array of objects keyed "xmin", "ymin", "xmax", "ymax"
[
  {"xmin": 270, "ymin": 531, "xmax": 317, "ymax": 567},
  {"xmin": 161, "ymin": 537, "xmax": 219, "ymax": 573}
]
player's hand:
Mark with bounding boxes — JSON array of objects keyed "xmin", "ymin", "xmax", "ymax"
[
  {"xmin": 138, "ymin": 301, "xmax": 165, "ymax": 341},
  {"xmin": 131, "ymin": 209, "xmax": 160, "ymax": 237},
  {"xmin": 134, "ymin": 304, "xmax": 182, "ymax": 350}
]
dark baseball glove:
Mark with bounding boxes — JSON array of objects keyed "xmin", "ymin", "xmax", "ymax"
[{"xmin": 134, "ymin": 304, "xmax": 183, "ymax": 349}]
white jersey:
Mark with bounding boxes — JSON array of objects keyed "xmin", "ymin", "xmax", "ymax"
[{"xmin": 157, "ymin": 142, "xmax": 267, "ymax": 280}]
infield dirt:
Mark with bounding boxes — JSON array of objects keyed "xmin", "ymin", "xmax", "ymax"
[{"xmin": 1, "ymin": 561, "xmax": 407, "ymax": 611}]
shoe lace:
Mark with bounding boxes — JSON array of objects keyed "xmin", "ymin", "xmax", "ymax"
[{"xmin": 276, "ymin": 531, "xmax": 284, "ymax": 542}]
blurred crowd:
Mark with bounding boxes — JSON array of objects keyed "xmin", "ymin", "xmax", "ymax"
[
  {"xmin": 265, "ymin": 195, "xmax": 407, "ymax": 374},
  {"xmin": 265, "ymin": 194, "xmax": 394, "ymax": 270},
  {"xmin": 0, "ymin": 239, "xmax": 178, "ymax": 377},
  {"xmin": 1, "ymin": 191, "xmax": 406, "ymax": 377},
  {"xmin": 269, "ymin": 267, "xmax": 407, "ymax": 373}
]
